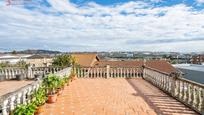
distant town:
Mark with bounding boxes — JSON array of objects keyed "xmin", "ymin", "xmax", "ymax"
[{"xmin": 0, "ymin": 49, "xmax": 204, "ymax": 66}]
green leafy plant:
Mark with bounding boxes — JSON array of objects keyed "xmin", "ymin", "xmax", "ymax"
[
  {"xmin": 43, "ymin": 74, "xmax": 60, "ymax": 95},
  {"xmin": 52, "ymin": 54, "xmax": 72, "ymax": 67},
  {"xmin": 13, "ymin": 102, "xmax": 37, "ymax": 115},
  {"xmin": 33, "ymin": 86, "xmax": 47, "ymax": 106}
]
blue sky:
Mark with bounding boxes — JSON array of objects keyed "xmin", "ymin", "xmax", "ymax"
[{"xmin": 0, "ymin": 0, "xmax": 204, "ymax": 52}]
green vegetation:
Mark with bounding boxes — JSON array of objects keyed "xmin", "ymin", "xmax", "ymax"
[
  {"xmin": 52, "ymin": 54, "xmax": 72, "ymax": 67},
  {"xmin": 13, "ymin": 74, "xmax": 71, "ymax": 115},
  {"xmin": 0, "ymin": 60, "xmax": 28, "ymax": 69},
  {"xmin": 33, "ymin": 86, "xmax": 47, "ymax": 106},
  {"xmin": 13, "ymin": 102, "xmax": 37, "ymax": 115},
  {"xmin": 43, "ymin": 74, "xmax": 60, "ymax": 95}
]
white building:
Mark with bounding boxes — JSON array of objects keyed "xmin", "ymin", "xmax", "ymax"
[{"xmin": 0, "ymin": 54, "xmax": 32, "ymax": 64}]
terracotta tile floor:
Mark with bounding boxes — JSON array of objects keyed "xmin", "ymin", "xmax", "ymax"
[
  {"xmin": 0, "ymin": 80, "xmax": 34, "ymax": 96},
  {"xmin": 42, "ymin": 78, "xmax": 197, "ymax": 115}
]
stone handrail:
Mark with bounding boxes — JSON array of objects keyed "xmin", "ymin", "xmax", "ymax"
[
  {"xmin": 55, "ymin": 67, "xmax": 72, "ymax": 78},
  {"xmin": 143, "ymin": 67, "xmax": 204, "ymax": 114},
  {"xmin": 30, "ymin": 66, "xmax": 64, "ymax": 78},
  {"xmin": 76, "ymin": 66, "xmax": 143, "ymax": 78},
  {"xmin": 0, "ymin": 80, "xmax": 41, "ymax": 115},
  {"xmin": 0, "ymin": 67, "xmax": 70, "ymax": 115},
  {"xmin": 0, "ymin": 67, "xmax": 27, "ymax": 80},
  {"xmin": 0, "ymin": 66, "xmax": 64, "ymax": 80}
]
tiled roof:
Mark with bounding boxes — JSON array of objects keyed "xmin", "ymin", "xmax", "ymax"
[
  {"xmin": 145, "ymin": 60, "xmax": 177, "ymax": 74},
  {"xmin": 72, "ymin": 53, "xmax": 99, "ymax": 67},
  {"xmin": 94, "ymin": 60, "xmax": 177, "ymax": 74},
  {"xmin": 94, "ymin": 60, "xmax": 143, "ymax": 67}
]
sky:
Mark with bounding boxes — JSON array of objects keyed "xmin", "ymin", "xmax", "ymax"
[{"xmin": 0, "ymin": 0, "xmax": 204, "ymax": 52}]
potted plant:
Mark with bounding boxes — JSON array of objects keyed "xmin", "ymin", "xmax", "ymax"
[
  {"xmin": 16, "ymin": 74, "xmax": 24, "ymax": 81},
  {"xmin": 56, "ymin": 78, "xmax": 66, "ymax": 96},
  {"xmin": 56, "ymin": 78, "xmax": 62, "ymax": 96},
  {"xmin": 0, "ymin": 74, "xmax": 6, "ymax": 81},
  {"xmin": 44, "ymin": 74, "xmax": 58, "ymax": 103},
  {"xmin": 33, "ymin": 86, "xmax": 47, "ymax": 115},
  {"xmin": 13, "ymin": 102, "xmax": 37, "ymax": 115}
]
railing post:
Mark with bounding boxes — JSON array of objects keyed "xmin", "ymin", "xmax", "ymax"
[
  {"xmin": 27, "ymin": 66, "xmax": 33, "ymax": 79},
  {"xmin": 106, "ymin": 65, "xmax": 110, "ymax": 79}
]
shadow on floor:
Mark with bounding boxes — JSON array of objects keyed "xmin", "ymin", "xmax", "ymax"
[{"xmin": 126, "ymin": 78, "xmax": 198, "ymax": 115}]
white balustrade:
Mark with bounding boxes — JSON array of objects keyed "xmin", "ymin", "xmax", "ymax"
[
  {"xmin": 0, "ymin": 81, "xmax": 41, "ymax": 115},
  {"xmin": 76, "ymin": 66, "xmax": 142, "ymax": 78},
  {"xmin": 143, "ymin": 67, "xmax": 204, "ymax": 114}
]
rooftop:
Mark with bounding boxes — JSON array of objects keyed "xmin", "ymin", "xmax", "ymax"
[
  {"xmin": 0, "ymin": 80, "xmax": 34, "ymax": 97},
  {"xmin": 72, "ymin": 53, "xmax": 99, "ymax": 67},
  {"xmin": 41, "ymin": 78, "xmax": 197, "ymax": 115},
  {"xmin": 94, "ymin": 60, "xmax": 177, "ymax": 74}
]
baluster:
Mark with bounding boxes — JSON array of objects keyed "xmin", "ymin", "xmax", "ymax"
[
  {"xmin": 197, "ymin": 87, "xmax": 202, "ymax": 111},
  {"xmin": 90, "ymin": 68, "xmax": 93, "ymax": 78},
  {"xmin": 128, "ymin": 68, "xmax": 130, "ymax": 78},
  {"xmin": 183, "ymin": 82, "xmax": 187, "ymax": 101},
  {"xmin": 111, "ymin": 68, "xmax": 113, "ymax": 78},
  {"xmin": 159, "ymin": 74, "xmax": 162, "ymax": 88},
  {"xmin": 120, "ymin": 68, "xmax": 122, "ymax": 78},
  {"xmin": 94, "ymin": 67, "xmax": 97, "ymax": 78},
  {"xmin": 17, "ymin": 93, "xmax": 22, "ymax": 105},
  {"xmin": 115, "ymin": 68, "xmax": 117, "ymax": 78},
  {"xmin": 82, "ymin": 68, "xmax": 85, "ymax": 78},
  {"xmin": 125, "ymin": 68, "xmax": 127, "ymax": 78},
  {"xmin": 10, "ymin": 96, "xmax": 16, "ymax": 112},
  {"xmin": 175, "ymin": 80, "xmax": 178, "ymax": 96},
  {"xmin": 113, "ymin": 68, "xmax": 115, "ymax": 78},
  {"xmin": 114, "ymin": 68, "xmax": 116, "ymax": 78},
  {"xmin": 7, "ymin": 69, "xmax": 10, "ymax": 79},
  {"xmin": 200, "ymin": 89, "xmax": 204, "ymax": 113},
  {"xmin": 101, "ymin": 68, "xmax": 103, "ymax": 78},
  {"xmin": 99, "ymin": 68, "xmax": 101, "ymax": 78},
  {"xmin": 161, "ymin": 75, "xmax": 164, "ymax": 90},
  {"xmin": 2, "ymin": 99, "xmax": 9, "ymax": 115},
  {"xmin": 92, "ymin": 68, "xmax": 95, "ymax": 78},
  {"xmin": 181, "ymin": 81, "xmax": 185, "ymax": 101},
  {"xmin": 5, "ymin": 69, "xmax": 8, "ymax": 79},
  {"xmin": 22, "ymin": 89, "xmax": 27, "ymax": 104},
  {"xmin": 191, "ymin": 85, "xmax": 196, "ymax": 107},
  {"xmin": 186, "ymin": 83, "xmax": 190, "ymax": 104}
]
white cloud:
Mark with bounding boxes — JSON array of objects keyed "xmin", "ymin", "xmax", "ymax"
[
  {"xmin": 196, "ymin": 0, "xmax": 204, "ymax": 4},
  {"xmin": 0, "ymin": 0, "xmax": 204, "ymax": 52}
]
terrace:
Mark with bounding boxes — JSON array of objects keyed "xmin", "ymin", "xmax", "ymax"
[{"xmin": 0, "ymin": 60, "xmax": 203, "ymax": 115}]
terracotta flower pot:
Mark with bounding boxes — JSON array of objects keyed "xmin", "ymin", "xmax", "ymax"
[
  {"xmin": 35, "ymin": 105, "xmax": 44, "ymax": 115},
  {"xmin": 47, "ymin": 93, "xmax": 57, "ymax": 103}
]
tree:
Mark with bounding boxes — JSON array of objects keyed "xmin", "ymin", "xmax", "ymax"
[
  {"xmin": 12, "ymin": 50, "xmax": 17, "ymax": 54},
  {"xmin": 52, "ymin": 54, "xmax": 72, "ymax": 67},
  {"xmin": 16, "ymin": 60, "xmax": 28, "ymax": 68},
  {"xmin": 0, "ymin": 61, "xmax": 10, "ymax": 69}
]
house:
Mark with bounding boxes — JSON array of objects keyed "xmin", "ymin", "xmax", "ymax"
[
  {"xmin": 191, "ymin": 55, "xmax": 204, "ymax": 65},
  {"xmin": 94, "ymin": 60, "xmax": 177, "ymax": 74},
  {"xmin": 26, "ymin": 54, "xmax": 53, "ymax": 67},
  {"xmin": 71, "ymin": 53, "xmax": 100, "ymax": 67}
]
